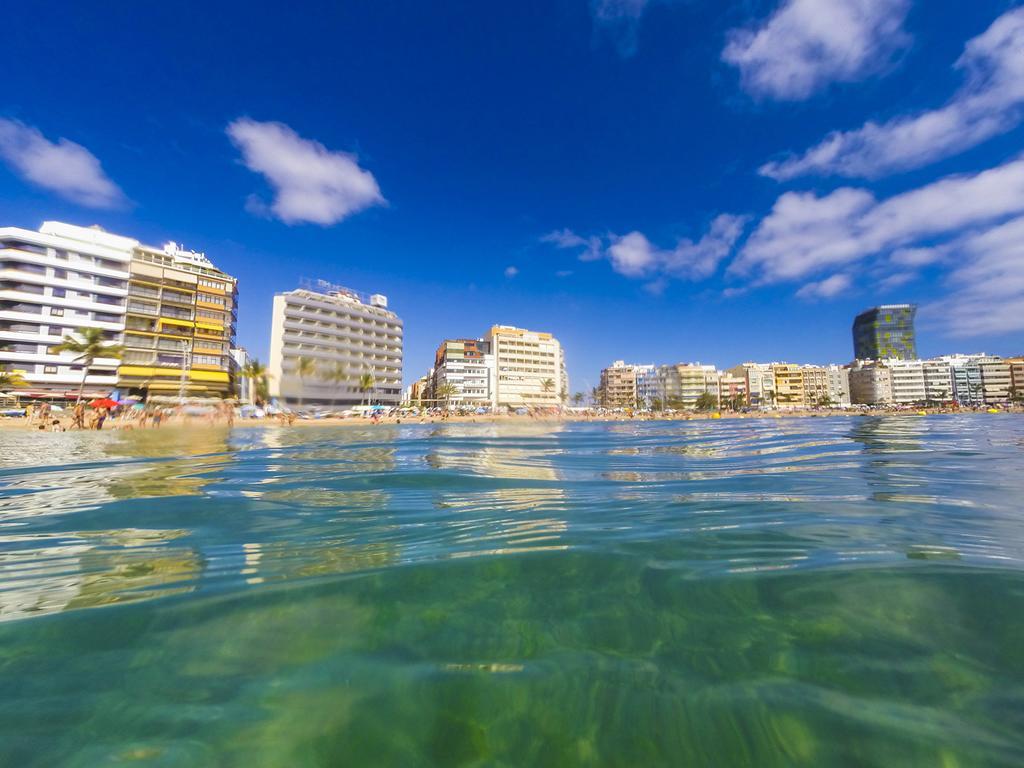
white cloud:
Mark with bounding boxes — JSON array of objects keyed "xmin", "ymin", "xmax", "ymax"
[
  {"xmin": 504, "ymin": 265, "xmax": 519, "ymax": 278},
  {"xmin": 732, "ymin": 156, "xmax": 1024, "ymax": 283},
  {"xmin": 722, "ymin": 0, "xmax": 911, "ymax": 101},
  {"xmin": 762, "ymin": 8, "xmax": 1024, "ymax": 179},
  {"xmin": 877, "ymin": 271, "xmax": 916, "ymax": 291},
  {"xmin": 607, "ymin": 231, "xmax": 658, "ymax": 277},
  {"xmin": 0, "ymin": 119, "xmax": 126, "ymax": 208},
  {"xmin": 795, "ymin": 273, "xmax": 852, "ymax": 299},
  {"xmin": 936, "ymin": 216, "xmax": 1024, "ymax": 337},
  {"xmin": 890, "ymin": 246, "xmax": 947, "ymax": 268},
  {"xmin": 591, "ymin": 0, "xmax": 654, "ymax": 56},
  {"xmin": 606, "ymin": 214, "xmax": 748, "ymax": 280},
  {"xmin": 732, "ymin": 154, "xmax": 1024, "ymax": 339},
  {"xmin": 541, "ymin": 228, "xmax": 603, "ymax": 261},
  {"xmin": 227, "ymin": 118, "xmax": 384, "ymax": 226},
  {"xmin": 643, "ymin": 278, "xmax": 668, "ymax": 296},
  {"xmin": 545, "ymin": 215, "xmax": 747, "ymax": 285}
]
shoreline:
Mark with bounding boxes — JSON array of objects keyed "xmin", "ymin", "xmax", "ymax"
[{"xmin": 0, "ymin": 407, "xmax": 1019, "ymax": 431}]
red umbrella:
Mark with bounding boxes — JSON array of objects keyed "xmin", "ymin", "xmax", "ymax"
[{"xmin": 89, "ymin": 398, "xmax": 119, "ymax": 409}]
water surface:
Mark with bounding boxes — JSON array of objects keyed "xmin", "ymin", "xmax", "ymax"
[{"xmin": 2, "ymin": 416, "xmax": 1024, "ymax": 766}]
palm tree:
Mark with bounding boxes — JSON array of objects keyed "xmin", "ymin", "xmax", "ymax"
[
  {"xmin": 435, "ymin": 382, "xmax": 458, "ymax": 408},
  {"xmin": 358, "ymin": 372, "xmax": 376, "ymax": 407},
  {"xmin": 541, "ymin": 378, "xmax": 555, "ymax": 401},
  {"xmin": 695, "ymin": 392, "xmax": 718, "ymax": 412},
  {"xmin": 242, "ymin": 359, "xmax": 270, "ymax": 406},
  {"xmin": 572, "ymin": 392, "xmax": 584, "ymax": 407},
  {"xmin": 0, "ymin": 369, "xmax": 28, "ymax": 390},
  {"xmin": 295, "ymin": 356, "xmax": 317, "ymax": 410},
  {"xmin": 52, "ymin": 328, "xmax": 123, "ymax": 403},
  {"xmin": 324, "ymin": 362, "xmax": 349, "ymax": 405}
]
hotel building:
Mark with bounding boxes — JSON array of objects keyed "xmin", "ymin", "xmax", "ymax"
[
  {"xmin": 485, "ymin": 325, "xmax": 565, "ymax": 409},
  {"xmin": 432, "ymin": 339, "xmax": 495, "ymax": 408},
  {"xmin": 268, "ymin": 282, "xmax": 403, "ymax": 409},
  {"xmin": 119, "ymin": 242, "xmax": 237, "ymax": 398},
  {"xmin": 852, "ymin": 304, "xmax": 918, "ymax": 361},
  {"xmin": 0, "ymin": 222, "xmax": 131, "ymax": 397}
]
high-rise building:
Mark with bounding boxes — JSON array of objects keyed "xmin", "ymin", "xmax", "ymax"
[
  {"xmin": 886, "ymin": 360, "xmax": 927, "ymax": 404},
  {"xmin": 1009, "ymin": 357, "xmax": 1024, "ymax": 401},
  {"xmin": 0, "ymin": 222, "xmax": 132, "ymax": 397},
  {"xmin": 849, "ymin": 361, "xmax": 894, "ymax": 405},
  {"xmin": 1, "ymin": 221, "xmax": 239, "ymax": 401},
  {"xmin": 825, "ymin": 364, "xmax": 851, "ymax": 406},
  {"xmin": 119, "ymin": 242, "xmax": 237, "ymax": 399},
  {"xmin": 771, "ymin": 364, "xmax": 806, "ymax": 408},
  {"xmin": 922, "ymin": 359, "xmax": 954, "ymax": 404},
  {"xmin": 656, "ymin": 364, "xmax": 718, "ymax": 409},
  {"xmin": 599, "ymin": 361, "xmax": 638, "ymax": 408},
  {"xmin": 852, "ymin": 304, "xmax": 918, "ymax": 361},
  {"xmin": 717, "ymin": 372, "xmax": 747, "ymax": 408},
  {"xmin": 943, "ymin": 355, "xmax": 986, "ymax": 406},
  {"xmin": 268, "ymin": 282, "xmax": 403, "ymax": 409},
  {"xmin": 634, "ymin": 365, "xmax": 657, "ymax": 407},
  {"xmin": 978, "ymin": 358, "xmax": 1012, "ymax": 404},
  {"xmin": 432, "ymin": 338, "xmax": 495, "ymax": 409},
  {"xmin": 485, "ymin": 325, "xmax": 565, "ymax": 409}
]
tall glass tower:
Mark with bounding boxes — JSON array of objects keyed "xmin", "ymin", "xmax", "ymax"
[{"xmin": 852, "ymin": 304, "xmax": 918, "ymax": 360}]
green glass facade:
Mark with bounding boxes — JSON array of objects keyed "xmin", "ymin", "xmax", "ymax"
[{"xmin": 852, "ymin": 304, "xmax": 918, "ymax": 360}]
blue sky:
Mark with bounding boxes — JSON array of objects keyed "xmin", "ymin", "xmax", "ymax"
[{"xmin": 2, "ymin": 0, "xmax": 1022, "ymax": 393}]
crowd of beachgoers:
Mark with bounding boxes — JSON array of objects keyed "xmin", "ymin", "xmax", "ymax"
[{"xmin": 0, "ymin": 399, "xmax": 1020, "ymax": 432}]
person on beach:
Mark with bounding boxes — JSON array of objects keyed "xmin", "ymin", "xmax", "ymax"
[
  {"xmin": 71, "ymin": 402, "xmax": 86, "ymax": 430},
  {"xmin": 93, "ymin": 407, "xmax": 108, "ymax": 430}
]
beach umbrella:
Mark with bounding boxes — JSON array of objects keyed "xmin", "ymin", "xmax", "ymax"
[{"xmin": 89, "ymin": 398, "xmax": 119, "ymax": 409}]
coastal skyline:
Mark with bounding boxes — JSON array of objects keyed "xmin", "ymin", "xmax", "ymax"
[{"xmin": 3, "ymin": 1, "xmax": 1023, "ymax": 392}]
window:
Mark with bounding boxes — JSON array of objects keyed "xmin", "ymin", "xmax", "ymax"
[
  {"xmin": 43, "ymin": 365, "xmax": 57, "ymax": 374},
  {"xmin": 50, "ymin": 307, "xmax": 64, "ymax": 316}
]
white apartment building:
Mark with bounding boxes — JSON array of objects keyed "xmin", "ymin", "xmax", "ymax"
[
  {"xmin": 634, "ymin": 365, "xmax": 657, "ymax": 407},
  {"xmin": 0, "ymin": 222, "xmax": 131, "ymax": 396},
  {"xmin": 888, "ymin": 360, "xmax": 927, "ymax": 404},
  {"xmin": 979, "ymin": 358, "xmax": 1012, "ymax": 404},
  {"xmin": 825, "ymin": 364, "xmax": 851, "ymax": 406},
  {"xmin": 485, "ymin": 325, "xmax": 565, "ymax": 409},
  {"xmin": 268, "ymin": 282, "xmax": 403, "ymax": 408},
  {"xmin": 849, "ymin": 361, "xmax": 893, "ymax": 405},
  {"xmin": 432, "ymin": 338, "xmax": 496, "ymax": 408},
  {"xmin": 922, "ymin": 359, "xmax": 954, "ymax": 403},
  {"xmin": 657, "ymin": 363, "xmax": 719, "ymax": 408}
]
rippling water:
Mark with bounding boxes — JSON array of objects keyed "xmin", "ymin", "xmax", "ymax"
[{"xmin": 2, "ymin": 416, "xmax": 1024, "ymax": 766}]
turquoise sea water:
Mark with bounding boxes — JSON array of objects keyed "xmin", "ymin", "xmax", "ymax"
[{"xmin": 1, "ymin": 416, "xmax": 1024, "ymax": 766}]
